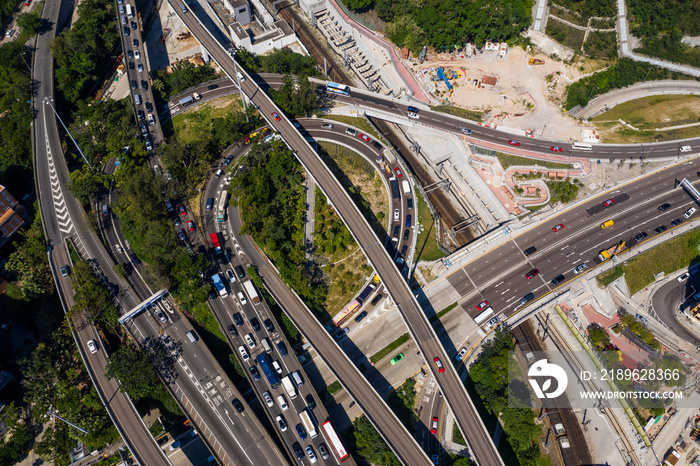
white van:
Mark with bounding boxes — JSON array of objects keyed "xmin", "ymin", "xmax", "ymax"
[
  {"xmin": 292, "ymin": 370, "xmax": 304, "ymax": 387},
  {"xmin": 261, "ymin": 337, "xmax": 272, "ymax": 354},
  {"xmin": 179, "ymin": 4, "xmax": 188, "ymax": 13},
  {"xmin": 680, "ymin": 145, "xmax": 692, "ymax": 153},
  {"xmin": 401, "ymin": 180, "xmax": 411, "ymax": 195},
  {"xmin": 186, "ymin": 330, "xmax": 198, "ymax": 343},
  {"xmin": 134, "ymin": 94, "xmax": 141, "ymax": 105},
  {"xmin": 236, "ymin": 71, "xmax": 245, "ymax": 82}
]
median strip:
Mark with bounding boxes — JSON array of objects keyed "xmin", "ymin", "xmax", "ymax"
[{"xmin": 369, "ymin": 333, "xmax": 410, "ymax": 364}]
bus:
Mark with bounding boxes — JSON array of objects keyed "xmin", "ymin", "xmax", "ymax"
[
  {"xmin": 326, "ymin": 82, "xmax": 349, "ymax": 95},
  {"xmin": 255, "ymin": 354, "xmax": 279, "ymax": 389},
  {"xmin": 572, "ymin": 142, "xmax": 592, "ymax": 151},
  {"xmin": 216, "ymin": 193, "xmax": 228, "ymax": 223},
  {"xmin": 322, "ymin": 420, "xmax": 349, "ymax": 462},
  {"xmin": 332, "ymin": 300, "xmax": 360, "ymax": 327},
  {"xmin": 473, "ymin": 306, "xmax": 494, "ymax": 325}
]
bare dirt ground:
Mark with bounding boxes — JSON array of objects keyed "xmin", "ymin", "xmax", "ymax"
[{"xmin": 411, "ymin": 47, "xmax": 599, "ymax": 140}]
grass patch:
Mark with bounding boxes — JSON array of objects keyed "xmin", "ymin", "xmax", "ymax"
[
  {"xmin": 546, "ymin": 17, "xmax": 586, "ymax": 51},
  {"xmin": 430, "ymin": 105, "xmax": 483, "ymax": 122},
  {"xmin": 430, "ymin": 302, "xmax": 459, "ymax": 323},
  {"xmin": 327, "ymin": 380, "xmax": 343, "ymax": 395},
  {"xmin": 597, "ymin": 266, "xmax": 625, "ymax": 287},
  {"xmin": 413, "ymin": 188, "xmax": 447, "ymax": 262},
  {"xmin": 387, "ymin": 378, "xmax": 418, "ymax": 432},
  {"xmin": 590, "ymin": 17, "xmax": 616, "ymax": 28},
  {"xmin": 168, "ymin": 95, "xmax": 242, "ymax": 143},
  {"xmin": 584, "ymin": 30, "xmax": 618, "ymax": 59},
  {"xmin": 597, "ymin": 228, "xmax": 700, "ymax": 294},
  {"xmin": 322, "ymin": 115, "xmax": 382, "ymax": 141},
  {"xmin": 496, "ymin": 153, "xmax": 574, "ymax": 170},
  {"xmin": 453, "ymin": 422, "xmax": 466, "ymax": 444},
  {"xmin": 549, "ymin": 4, "xmax": 588, "ymax": 26},
  {"xmin": 370, "ymin": 333, "xmax": 410, "ymax": 364},
  {"xmin": 592, "ymin": 95, "xmax": 700, "ymax": 131}
]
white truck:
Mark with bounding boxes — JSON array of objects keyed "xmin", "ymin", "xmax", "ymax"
[
  {"xmin": 126, "ymin": 4, "xmax": 134, "ymax": 17},
  {"xmin": 242, "ymin": 280, "xmax": 261, "ymax": 304},
  {"xmin": 299, "ymin": 409, "xmax": 317, "ymax": 438},
  {"xmin": 281, "ymin": 376, "xmax": 297, "ymax": 399}
]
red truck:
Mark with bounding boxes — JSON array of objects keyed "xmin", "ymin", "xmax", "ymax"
[{"xmin": 210, "ymin": 232, "xmax": 222, "ymax": 253}]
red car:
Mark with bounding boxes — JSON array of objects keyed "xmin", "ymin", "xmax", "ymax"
[
  {"xmin": 430, "ymin": 417, "xmax": 439, "ymax": 434},
  {"xmin": 550, "ymin": 146, "xmax": 563, "ymax": 152},
  {"xmin": 552, "ymin": 223, "xmax": 564, "ymax": 232},
  {"xmin": 526, "ymin": 268, "xmax": 539, "ymax": 279},
  {"xmin": 508, "ymin": 140, "xmax": 521, "ymax": 146},
  {"xmin": 271, "ymin": 112, "xmax": 281, "ymax": 121},
  {"xmin": 476, "ymin": 300, "xmax": 489, "ymax": 312},
  {"xmin": 433, "ymin": 357, "xmax": 444, "ymax": 373},
  {"xmin": 603, "ymin": 199, "xmax": 615, "ymax": 207},
  {"xmin": 187, "ymin": 220, "xmax": 195, "ymax": 232},
  {"xmin": 178, "ymin": 205, "xmax": 187, "ymax": 216},
  {"xmin": 359, "ymin": 133, "xmax": 370, "ymax": 142},
  {"xmin": 394, "ymin": 167, "xmax": 402, "ymax": 177}
]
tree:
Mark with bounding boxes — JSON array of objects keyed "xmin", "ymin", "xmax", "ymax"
[
  {"xmin": 67, "ymin": 164, "xmax": 109, "ymax": 206},
  {"xmin": 69, "ymin": 261, "xmax": 120, "ymax": 331},
  {"xmin": 5, "ymin": 215, "xmax": 54, "ymax": 300},
  {"xmin": 105, "ymin": 345, "xmax": 162, "ymax": 400},
  {"xmin": 17, "ymin": 12, "xmax": 41, "ymax": 35},
  {"xmin": 343, "ymin": 0, "xmax": 374, "ymax": 10}
]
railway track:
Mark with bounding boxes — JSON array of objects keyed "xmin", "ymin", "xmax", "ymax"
[
  {"xmin": 368, "ymin": 117, "xmax": 475, "ymax": 248},
  {"xmin": 513, "ymin": 321, "xmax": 593, "ymax": 465},
  {"xmin": 533, "ymin": 315, "xmax": 641, "ymax": 466}
]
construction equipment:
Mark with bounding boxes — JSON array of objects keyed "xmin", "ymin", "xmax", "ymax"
[
  {"xmin": 598, "ymin": 241, "xmax": 626, "ymax": 261},
  {"xmin": 528, "ymin": 58, "xmax": 545, "ymax": 65}
]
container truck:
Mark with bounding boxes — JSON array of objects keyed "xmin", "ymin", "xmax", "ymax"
[
  {"xmin": 209, "ymin": 232, "xmax": 222, "ymax": 253},
  {"xmin": 211, "ymin": 273, "xmax": 228, "ymax": 298},
  {"xmin": 281, "ymin": 375, "xmax": 297, "ymax": 399},
  {"xmin": 178, "ymin": 93, "xmax": 200, "ymax": 107},
  {"xmin": 242, "ymin": 280, "xmax": 261, "ymax": 304},
  {"xmin": 389, "ymin": 177, "xmax": 400, "ymax": 199}
]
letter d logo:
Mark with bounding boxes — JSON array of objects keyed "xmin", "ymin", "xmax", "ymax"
[{"xmin": 528, "ymin": 359, "xmax": 568, "ymax": 399}]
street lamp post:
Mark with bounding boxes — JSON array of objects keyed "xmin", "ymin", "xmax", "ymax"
[
  {"xmin": 44, "ymin": 97, "xmax": 93, "ymax": 170},
  {"xmin": 228, "ymin": 48, "xmax": 249, "ymax": 123}
]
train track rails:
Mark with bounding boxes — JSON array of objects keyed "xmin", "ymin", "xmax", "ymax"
[{"xmin": 534, "ymin": 315, "xmax": 641, "ymax": 466}]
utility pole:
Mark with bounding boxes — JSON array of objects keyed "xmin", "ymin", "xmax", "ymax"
[{"xmin": 44, "ymin": 98, "xmax": 93, "ymax": 170}]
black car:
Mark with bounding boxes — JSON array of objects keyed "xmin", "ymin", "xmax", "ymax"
[
  {"xmin": 370, "ymin": 293, "xmax": 382, "ymax": 306},
  {"xmin": 127, "ymin": 49, "xmax": 133, "ymax": 59},
  {"xmin": 232, "ymin": 398, "xmax": 244, "ymax": 413},
  {"xmin": 393, "ymin": 225, "xmax": 400, "ymax": 237},
  {"xmin": 249, "ymin": 366, "xmax": 260, "ymax": 381},
  {"xmin": 131, "ymin": 21, "xmax": 137, "ymax": 29},
  {"xmin": 305, "ymin": 394, "xmax": 316, "ymax": 410},
  {"xmin": 524, "ymin": 246, "xmax": 537, "ymax": 256},
  {"xmin": 551, "ymin": 274, "xmax": 565, "ymax": 285},
  {"xmin": 222, "ymin": 155, "xmax": 234, "ymax": 166},
  {"xmin": 292, "ymin": 442, "xmax": 304, "ymax": 460},
  {"xmin": 232, "ymin": 312, "xmax": 244, "ymax": 326},
  {"xmin": 355, "ymin": 311, "xmax": 368, "ymax": 323},
  {"xmin": 137, "ymin": 110, "xmax": 145, "ymax": 120},
  {"xmin": 671, "ymin": 218, "xmax": 682, "ymax": 226},
  {"xmin": 124, "ymin": 26, "xmax": 130, "ymax": 35},
  {"xmin": 132, "ymin": 38, "xmax": 138, "ymax": 47},
  {"xmin": 401, "ymin": 245, "xmax": 408, "ymax": 256},
  {"xmin": 371, "ymin": 140, "xmax": 383, "ymax": 150},
  {"xmin": 276, "ymin": 341, "xmax": 288, "ymax": 356},
  {"xmin": 264, "ymin": 318, "xmax": 275, "ymax": 332},
  {"xmin": 208, "ymin": 289, "xmax": 217, "ymax": 300},
  {"xmin": 658, "ymin": 203, "xmax": 671, "ymax": 212},
  {"xmin": 128, "ymin": 62, "xmax": 134, "ymax": 70},
  {"xmin": 141, "ymin": 80, "xmax": 148, "ymax": 91},
  {"xmin": 403, "ymin": 230, "xmax": 409, "ymax": 241},
  {"xmin": 208, "ymin": 84, "xmax": 219, "ymax": 90},
  {"xmin": 633, "ymin": 232, "xmax": 647, "ymax": 242},
  {"xmin": 234, "ymin": 265, "xmax": 245, "ymax": 278},
  {"xmin": 250, "ymin": 317, "xmax": 261, "ymax": 332},
  {"xmin": 130, "ymin": 80, "xmax": 137, "ymax": 89},
  {"xmin": 227, "ymin": 324, "xmax": 238, "ymax": 337},
  {"xmin": 145, "ymin": 102, "xmax": 153, "ymax": 113},
  {"xmin": 178, "ymin": 229, "xmax": 187, "ymax": 241},
  {"xmin": 655, "ymin": 225, "xmax": 667, "ymax": 234}
]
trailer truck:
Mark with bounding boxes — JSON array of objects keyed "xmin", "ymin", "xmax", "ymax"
[
  {"xmin": 281, "ymin": 375, "xmax": 297, "ymax": 399},
  {"xmin": 209, "ymin": 232, "xmax": 222, "ymax": 253},
  {"xmin": 211, "ymin": 273, "xmax": 228, "ymax": 298},
  {"xmin": 242, "ymin": 280, "xmax": 261, "ymax": 304}
]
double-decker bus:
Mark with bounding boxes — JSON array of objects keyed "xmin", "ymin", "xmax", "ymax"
[
  {"xmin": 326, "ymin": 82, "xmax": 349, "ymax": 95},
  {"xmin": 322, "ymin": 420, "xmax": 349, "ymax": 461},
  {"xmin": 216, "ymin": 193, "xmax": 228, "ymax": 223},
  {"xmin": 255, "ymin": 354, "xmax": 279, "ymax": 389}
]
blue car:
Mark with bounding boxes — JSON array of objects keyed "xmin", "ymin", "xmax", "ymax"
[
  {"xmin": 405, "ymin": 215, "xmax": 412, "ymax": 227},
  {"xmin": 295, "ymin": 423, "xmax": 307, "ymax": 440}
]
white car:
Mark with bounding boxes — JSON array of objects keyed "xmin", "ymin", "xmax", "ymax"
[
  {"xmin": 306, "ymin": 446, "xmax": 317, "ymax": 464},
  {"xmin": 407, "ymin": 112, "xmax": 419, "ymax": 119},
  {"xmin": 684, "ymin": 207, "xmax": 696, "ymax": 218},
  {"xmin": 238, "ymin": 345, "xmax": 249, "ymax": 361},
  {"xmin": 272, "ymin": 360, "xmax": 282, "ymax": 374},
  {"xmin": 277, "ymin": 395, "xmax": 288, "ymax": 411},
  {"xmin": 226, "ymin": 269, "xmax": 236, "ymax": 283},
  {"xmin": 573, "ymin": 263, "xmax": 587, "ymax": 274},
  {"xmin": 276, "ymin": 415, "xmax": 287, "ymax": 432},
  {"xmin": 394, "ymin": 209, "xmax": 400, "ymax": 221},
  {"xmin": 321, "ymin": 123, "xmax": 334, "ymax": 129},
  {"xmin": 678, "ymin": 272, "xmax": 690, "ymax": 282},
  {"xmin": 262, "ymin": 391, "xmax": 274, "ymax": 407},
  {"xmin": 455, "ymin": 347, "xmax": 467, "ymax": 361},
  {"xmin": 245, "ymin": 333, "xmax": 256, "ymax": 349},
  {"xmin": 134, "ymin": 50, "xmax": 140, "ymax": 59},
  {"xmin": 87, "ymin": 340, "xmax": 98, "ymax": 354},
  {"xmin": 156, "ymin": 310, "xmax": 167, "ymax": 323},
  {"xmin": 237, "ymin": 292, "xmax": 247, "ymax": 305}
]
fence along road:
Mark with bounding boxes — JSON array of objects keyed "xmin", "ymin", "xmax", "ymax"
[{"xmin": 169, "ymin": 4, "xmax": 502, "ymax": 465}]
